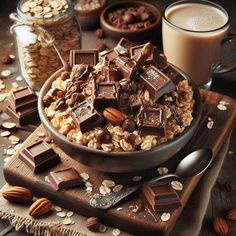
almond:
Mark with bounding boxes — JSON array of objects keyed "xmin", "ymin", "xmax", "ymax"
[
  {"xmin": 103, "ymin": 107, "xmax": 125, "ymax": 125},
  {"xmin": 227, "ymin": 208, "xmax": 236, "ymax": 220},
  {"xmin": 29, "ymin": 198, "xmax": 52, "ymax": 218},
  {"xmin": 213, "ymin": 217, "xmax": 228, "ymax": 236},
  {"xmin": 2, "ymin": 186, "xmax": 33, "ymax": 203}
]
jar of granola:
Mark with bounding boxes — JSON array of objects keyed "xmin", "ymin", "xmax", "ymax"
[{"xmin": 10, "ymin": 0, "xmax": 81, "ymax": 90}]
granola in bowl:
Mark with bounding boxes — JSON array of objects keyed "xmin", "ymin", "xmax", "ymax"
[{"xmin": 43, "ymin": 39, "xmax": 195, "ymax": 153}]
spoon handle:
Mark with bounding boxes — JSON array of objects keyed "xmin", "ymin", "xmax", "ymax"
[{"xmin": 148, "ymin": 173, "xmax": 179, "ymax": 185}]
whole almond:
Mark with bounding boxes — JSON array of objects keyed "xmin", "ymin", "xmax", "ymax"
[
  {"xmin": 227, "ymin": 208, "xmax": 236, "ymax": 220},
  {"xmin": 29, "ymin": 198, "xmax": 52, "ymax": 218},
  {"xmin": 213, "ymin": 217, "xmax": 228, "ymax": 236},
  {"xmin": 103, "ymin": 107, "xmax": 125, "ymax": 125},
  {"xmin": 2, "ymin": 186, "xmax": 33, "ymax": 203}
]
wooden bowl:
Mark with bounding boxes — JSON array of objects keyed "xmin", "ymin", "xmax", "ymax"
[
  {"xmin": 100, "ymin": 1, "xmax": 161, "ymax": 43},
  {"xmin": 38, "ymin": 65, "xmax": 202, "ymax": 173},
  {"xmin": 74, "ymin": 0, "xmax": 106, "ymax": 30}
]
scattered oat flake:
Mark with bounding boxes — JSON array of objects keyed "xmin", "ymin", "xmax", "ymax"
[
  {"xmin": 207, "ymin": 120, "xmax": 214, "ymax": 129},
  {"xmin": 0, "ymin": 84, "xmax": 5, "ymax": 90},
  {"xmin": 12, "ymin": 82, "xmax": 18, "ymax": 89},
  {"xmin": 99, "ymin": 185, "xmax": 107, "ymax": 195},
  {"xmin": 112, "ymin": 228, "xmax": 121, "ymax": 236},
  {"xmin": 99, "ymin": 224, "xmax": 107, "ymax": 233},
  {"xmin": 1, "ymin": 131, "xmax": 11, "ymax": 137},
  {"xmin": 2, "ymin": 121, "xmax": 16, "ymax": 129},
  {"xmin": 219, "ymin": 100, "xmax": 229, "ymax": 106},
  {"xmin": 85, "ymin": 181, "xmax": 92, "ymax": 187},
  {"xmin": 86, "ymin": 186, "xmax": 93, "ymax": 192},
  {"xmin": 44, "ymin": 176, "xmax": 49, "ymax": 182},
  {"xmin": 37, "ymin": 132, "xmax": 46, "ymax": 137},
  {"xmin": 208, "ymin": 117, "xmax": 213, "ymax": 121},
  {"xmin": 1, "ymin": 70, "xmax": 12, "ymax": 77},
  {"xmin": 217, "ymin": 104, "xmax": 227, "ymax": 111},
  {"xmin": 9, "ymin": 54, "xmax": 15, "ymax": 59},
  {"xmin": 113, "ymin": 184, "xmax": 123, "ymax": 192},
  {"xmin": 16, "ymin": 75, "xmax": 23, "ymax": 81},
  {"xmin": 157, "ymin": 167, "xmax": 169, "ymax": 175},
  {"xmin": 80, "ymin": 172, "xmax": 89, "ymax": 180},
  {"xmin": 161, "ymin": 212, "xmax": 171, "ymax": 222},
  {"xmin": 4, "ymin": 157, "xmax": 11, "ymax": 163},
  {"xmin": 54, "ymin": 206, "xmax": 62, "ymax": 212},
  {"xmin": 116, "ymin": 207, "xmax": 123, "ymax": 211},
  {"xmin": 102, "ymin": 179, "xmax": 115, "ymax": 187},
  {"xmin": 7, "ymin": 149, "xmax": 15, "ymax": 156},
  {"xmin": 171, "ymin": 180, "xmax": 183, "ymax": 191},
  {"xmin": 132, "ymin": 176, "xmax": 142, "ymax": 182},
  {"xmin": 14, "ymin": 143, "xmax": 22, "ymax": 151},
  {"xmin": 9, "ymin": 135, "xmax": 20, "ymax": 143},
  {"xmin": 62, "ymin": 218, "xmax": 73, "ymax": 225},
  {"xmin": 57, "ymin": 212, "xmax": 66, "ymax": 218},
  {"xmin": 0, "ymin": 94, "xmax": 6, "ymax": 102},
  {"xmin": 67, "ymin": 211, "xmax": 74, "ymax": 217}
]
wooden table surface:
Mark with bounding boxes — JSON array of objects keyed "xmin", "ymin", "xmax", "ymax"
[{"xmin": 0, "ymin": 0, "xmax": 236, "ymax": 235}]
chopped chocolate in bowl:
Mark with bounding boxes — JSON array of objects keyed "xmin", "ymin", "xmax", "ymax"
[{"xmin": 41, "ymin": 39, "xmax": 197, "ymax": 155}]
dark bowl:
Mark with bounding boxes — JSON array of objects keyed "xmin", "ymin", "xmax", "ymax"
[
  {"xmin": 100, "ymin": 1, "xmax": 161, "ymax": 43},
  {"xmin": 38, "ymin": 66, "xmax": 202, "ymax": 173}
]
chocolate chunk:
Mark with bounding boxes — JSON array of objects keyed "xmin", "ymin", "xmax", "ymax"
[
  {"xmin": 129, "ymin": 92, "xmax": 143, "ymax": 113},
  {"xmin": 142, "ymin": 182, "xmax": 181, "ymax": 212},
  {"xmin": 123, "ymin": 13, "xmax": 136, "ymax": 24},
  {"xmin": 71, "ymin": 98, "xmax": 103, "ymax": 133},
  {"xmin": 169, "ymin": 104, "xmax": 183, "ymax": 127},
  {"xmin": 1, "ymin": 54, "xmax": 13, "ymax": 64},
  {"xmin": 55, "ymin": 98, "xmax": 67, "ymax": 111},
  {"xmin": 102, "ymin": 65, "xmax": 122, "ymax": 81},
  {"xmin": 96, "ymin": 43, "xmax": 108, "ymax": 52},
  {"xmin": 60, "ymin": 71, "xmax": 70, "ymax": 81},
  {"xmin": 137, "ymin": 106, "xmax": 166, "ymax": 136},
  {"xmin": 139, "ymin": 66, "xmax": 176, "ymax": 102},
  {"xmin": 124, "ymin": 133, "xmax": 136, "ymax": 145},
  {"xmin": 18, "ymin": 140, "xmax": 60, "ymax": 174},
  {"xmin": 5, "ymin": 106, "xmax": 39, "ymax": 126},
  {"xmin": 118, "ymin": 91, "xmax": 130, "ymax": 113},
  {"xmin": 66, "ymin": 92, "xmax": 85, "ymax": 108},
  {"xmin": 95, "ymin": 28, "xmax": 104, "ymax": 38},
  {"xmin": 100, "ymin": 49, "xmax": 118, "ymax": 63},
  {"xmin": 157, "ymin": 53, "xmax": 167, "ymax": 70},
  {"xmin": 8, "ymin": 87, "xmax": 38, "ymax": 112},
  {"xmin": 115, "ymin": 57, "xmax": 137, "ymax": 80},
  {"xmin": 117, "ymin": 37, "xmax": 136, "ymax": 50},
  {"xmin": 93, "ymin": 81, "xmax": 119, "ymax": 110},
  {"xmin": 43, "ymin": 94, "xmax": 54, "ymax": 107},
  {"xmin": 161, "ymin": 64, "xmax": 185, "ymax": 83},
  {"xmin": 70, "ymin": 50, "xmax": 99, "ymax": 67},
  {"xmin": 48, "ymin": 168, "xmax": 83, "ymax": 191},
  {"xmin": 130, "ymin": 44, "xmax": 157, "ymax": 66},
  {"xmin": 72, "ymin": 64, "xmax": 93, "ymax": 80},
  {"xmin": 95, "ymin": 128, "xmax": 112, "ymax": 144},
  {"xmin": 122, "ymin": 118, "xmax": 136, "ymax": 132}
]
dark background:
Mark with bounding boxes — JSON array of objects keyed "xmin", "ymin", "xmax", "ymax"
[{"xmin": 0, "ymin": 0, "xmax": 236, "ymax": 235}]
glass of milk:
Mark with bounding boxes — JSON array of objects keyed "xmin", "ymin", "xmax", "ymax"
[{"xmin": 162, "ymin": 0, "xmax": 236, "ymax": 88}]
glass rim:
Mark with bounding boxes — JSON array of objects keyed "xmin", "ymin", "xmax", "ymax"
[
  {"xmin": 163, "ymin": 0, "xmax": 230, "ymax": 33},
  {"xmin": 17, "ymin": 0, "xmax": 73, "ymax": 23}
]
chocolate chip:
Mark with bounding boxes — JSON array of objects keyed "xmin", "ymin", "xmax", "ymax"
[
  {"xmin": 60, "ymin": 71, "xmax": 70, "ymax": 81},
  {"xmin": 1, "ymin": 54, "xmax": 13, "ymax": 64},
  {"xmin": 122, "ymin": 119, "xmax": 136, "ymax": 132},
  {"xmin": 86, "ymin": 217, "xmax": 101, "ymax": 232},
  {"xmin": 43, "ymin": 94, "xmax": 54, "ymax": 107},
  {"xmin": 124, "ymin": 133, "xmax": 136, "ymax": 145},
  {"xmin": 96, "ymin": 128, "xmax": 112, "ymax": 144},
  {"xmin": 95, "ymin": 28, "xmax": 104, "ymax": 39}
]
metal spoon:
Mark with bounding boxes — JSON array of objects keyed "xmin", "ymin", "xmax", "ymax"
[{"xmin": 90, "ymin": 148, "xmax": 213, "ymax": 210}]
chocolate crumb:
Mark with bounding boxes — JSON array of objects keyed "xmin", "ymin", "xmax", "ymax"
[{"xmin": 1, "ymin": 54, "xmax": 13, "ymax": 64}]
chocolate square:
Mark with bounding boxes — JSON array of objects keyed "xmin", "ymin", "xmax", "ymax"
[
  {"xmin": 18, "ymin": 140, "xmax": 60, "ymax": 174},
  {"xmin": 70, "ymin": 50, "xmax": 99, "ymax": 67},
  {"xmin": 115, "ymin": 57, "xmax": 137, "ymax": 80},
  {"xmin": 128, "ymin": 94, "xmax": 142, "ymax": 113},
  {"xmin": 48, "ymin": 168, "xmax": 83, "ymax": 191},
  {"xmin": 5, "ymin": 105, "xmax": 39, "ymax": 126},
  {"xmin": 139, "ymin": 66, "xmax": 176, "ymax": 102},
  {"xmin": 130, "ymin": 44, "xmax": 157, "ymax": 66},
  {"xmin": 100, "ymin": 49, "xmax": 118, "ymax": 63},
  {"xmin": 93, "ymin": 81, "xmax": 119, "ymax": 110},
  {"xmin": 161, "ymin": 64, "xmax": 185, "ymax": 84},
  {"xmin": 117, "ymin": 37, "xmax": 136, "ymax": 50},
  {"xmin": 8, "ymin": 87, "xmax": 38, "ymax": 112},
  {"xmin": 142, "ymin": 182, "xmax": 181, "ymax": 212},
  {"xmin": 137, "ymin": 106, "xmax": 166, "ymax": 136},
  {"xmin": 102, "ymin": 65, "xmax": 122, "ymax": 81},
  {"xmin": 157, "ymin": 53, "xmax": 167, "ymax": 70},
  {"xmin": 71, "ymin": 98, "xmax": 103, "ymax": 133}
]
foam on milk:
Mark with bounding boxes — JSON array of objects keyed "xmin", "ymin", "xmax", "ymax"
[{"xmin": 166, "ymin": 4, "xmax": 228, "ymax": 31}]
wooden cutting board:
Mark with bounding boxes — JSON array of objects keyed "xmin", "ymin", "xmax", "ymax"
[{"xmin": 3, "ymin": 90, "xmax": 236, "ymax": 236}]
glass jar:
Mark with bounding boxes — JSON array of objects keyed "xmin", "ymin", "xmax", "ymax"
[{"xmin": 11, "ymin": 0, "xmax": 81, "ymax": 90}]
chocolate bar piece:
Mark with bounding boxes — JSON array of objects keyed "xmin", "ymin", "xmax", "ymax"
[
  {"xmin": 100, "ymin": 49, "xmax": 118, "ymax": 63},
  {"xmin": 129, "ymin": 93, "xmax": 142, "ymax": 113},
  {"xmin": 93, "ymin": 81, "xmax": 119, "ymax": 110},
  {"xmin": 137, "ymin": 106, "xmax": 166, "ymax": 136},
  {"xmin": 130, "ymin": 44, "xmax": 157, "ymax": 66},
  {"xmin": 18, "ymin": 140, "xmax": 60, "ymax": 174},
  {"xmin": 8, "ymin": 87, "xmax": 38, "ymax": 112},
  {"xmin": 102, "ymin": 65, "xmax": 122, "ymax": 81},
  {"xmin": 71, "ymin": 98, "xmax": 103, "ymax": 133},
  {"xmin": 117, "ymin": 37, "xmax": 136, "ymax": 50},
  {"xmin": 5, "ymin": 105, "xmax": 39, "ymax": 126},
  {"xmin": 161, "ymin": 64, "xmax": 185, "ymax": 84},
  {"xmin": 142, "ymin": 182, "xmax": 181, "ymax": 212},
  {"xmin": 115, "ymin": 57, "xmax": 137, "ymax": 80},
  {"xmin": 157, "ymin": 53, "xmax": 167, "ymax": 70},
  {"xmin": 70, "ymin": 50, "xmax": 99, "ymax": 67},
  {"xmin": 48, "ymin": 168, "xmax": 83, "ymax": 191},
  {"xmin": 139, "ymin": 66, "xmax": 176, "ymax": 102}
]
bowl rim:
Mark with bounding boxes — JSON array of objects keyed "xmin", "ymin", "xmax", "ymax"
[
  {"xmin": 75, "ymin": 0, "xmax": 106, "ymax": 15},
  {"xmin": 100, "ymin": 1, "xmax": 161, "ymax": 34},
  {"xmin": 38, "ymin": 65, "xmax": 202, "ymax": 158}
]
